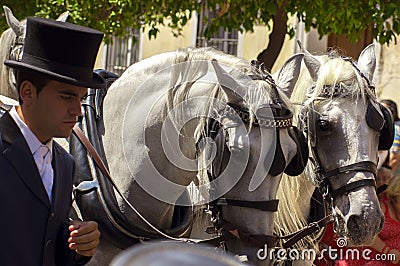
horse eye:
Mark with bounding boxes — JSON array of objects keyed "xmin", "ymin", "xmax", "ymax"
[{"xmin": 317, "ymin": 119, "xmax": 331, "ymax": 131}]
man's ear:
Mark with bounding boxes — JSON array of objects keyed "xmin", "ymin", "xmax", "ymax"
[{"xmin": 19, "ymin": 80, "xmax": 35, "ymax": 104}]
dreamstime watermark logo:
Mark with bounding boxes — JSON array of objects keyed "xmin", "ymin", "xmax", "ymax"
[
  {"xmin": 257, "ymin": 237, "xmax": 397, "ymax": 262},
  {"xmin": 121, "ymin": 60, "xmax": 278, "ymax": 206},
  {"xmin": 336, "ymin": 237, "xmax": 347, "ymax": 248}
]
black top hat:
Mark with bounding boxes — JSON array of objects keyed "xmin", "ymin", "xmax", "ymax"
[{"xmin": 4, "ymin": 17, "xmax": 106, "ymax": 89}]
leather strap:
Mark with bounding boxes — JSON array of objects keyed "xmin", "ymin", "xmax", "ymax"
[
  {"xmin": 72, "ymin": 125, "xmax": 185, "ymax": 240},
  {"xmin": 72, "ymin": 125, "xmax": 235, "ymax": 245},
  {"xmin": 281, "ymin": 214, "xmax": 334, "ymax": 249},
  {"xmin": 377, "ymin": 184, "xmax": 388, "ymax": 194},
  {"xmin": 330, "ymin": 179, "xmax": 376, "ymax": 199},
  {"xmin": 73, "ymin": 125, "xmax": 113, "ymax": 187},
  {"xmin": 0, "ymin": 100, "xmax": 13, "ymax": 112},
  {"xmin": 216, "ymin": 220, "xmax": 279, "ymax": 248},
  {"xmin": 215, "ymin": 198, "xmax": 279, "ymax": 212},
  {"xmin": 323, "ymin": 161, "xmax": 377, "ymax": 178},
  {"xmin": 315, "ymin": 161, "xmax": 378, "ymax": 199}
]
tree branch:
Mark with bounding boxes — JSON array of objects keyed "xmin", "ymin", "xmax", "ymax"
[{"xmin": 257, "ymin": 0, "xmax": 288, "ymax": 72}]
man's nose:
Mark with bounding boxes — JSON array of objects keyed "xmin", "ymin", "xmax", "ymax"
[{"xmin": 69, "ymin": 101, "xmax": 82, "ymax": 117}]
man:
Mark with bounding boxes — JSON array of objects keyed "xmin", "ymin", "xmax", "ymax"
[{"xmin": 0, "ymin": 16, "xmax": 104, "ymax": 265}]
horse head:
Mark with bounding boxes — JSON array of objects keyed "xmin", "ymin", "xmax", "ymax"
[
  {"xmin": 298, "ymin": 43, "xmax": 389, "ymax": 245},
  {"xmin": 88, "ymin": 48, "xmax": 306, "ymax": 265},
  {"xmin": 192, "ymin": 53, "xmax": 307, "ymax": 264}
]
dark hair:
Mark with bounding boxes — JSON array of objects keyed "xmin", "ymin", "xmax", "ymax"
[
  {"xmin": 381, "ymin": 99, "xmax": 399, "ymax": 121},
  {"xmin": 16, "ymin": 70, "xmax": 51, "ymax": 104}
]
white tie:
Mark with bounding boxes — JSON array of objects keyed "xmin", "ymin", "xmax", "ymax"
[{"xmin": 34, "ymin": 145, "xmax": 54, "ymax": 203}]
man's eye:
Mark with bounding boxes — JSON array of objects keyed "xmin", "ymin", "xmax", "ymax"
[
  {"xmin": 61, "ymin": 95, "xmax": 72, "ymax": 100},
  {"xmin": 80, "ymin": 95, "xmax": 88, "ymax": 102}
]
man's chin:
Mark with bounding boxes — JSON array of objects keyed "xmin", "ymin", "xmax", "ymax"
[{"xmin": 54, "ymin": 130, "xmax": 73, "ymax": 139}]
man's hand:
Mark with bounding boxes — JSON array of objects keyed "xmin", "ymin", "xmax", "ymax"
[{"xmin": 68, "ymin": 220, "xmax": 100, "ymax": 257}]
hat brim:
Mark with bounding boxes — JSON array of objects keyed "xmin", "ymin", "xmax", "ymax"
[{"xmin": 4, "ymin": 60, "xmax": 106, "ymax": 89}]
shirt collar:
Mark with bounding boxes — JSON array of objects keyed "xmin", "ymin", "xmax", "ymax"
[{"xmin": 9, "ymin": 106, "xmax": 53, "ymax": 156}]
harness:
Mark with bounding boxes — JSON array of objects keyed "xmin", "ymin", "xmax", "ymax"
[
  {"xmin": 281, "ymin": 57, "xmax": 394, "ymax": 248},
  {"xmin": 8, "ymin": 34, "xmax": 24, "ymax": 90},
  {"xmin": 204, "ymin": 103, "xmax": 293, "ymax": 248},
  {"xmin": 304, "ymin": 95, "xmax": 377, "ymax": 202},
  {"xmin": 71, "ymin": 63, "xmax": 307, "ymax": 250},
  {"xmin": 71, "ymin": 70, "xmax": 234, "ymax": 248},
  {"xmin": 202, "ymin": 61, "xmax": 308, "ymax": 248},
  {"xmin": 305, "ymin": 57, "xmax": 392, "ymax": 203}
]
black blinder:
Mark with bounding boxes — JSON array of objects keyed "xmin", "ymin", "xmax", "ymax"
[
  {"xmin": 378, "ymin": 104, "xmax": 394, "ymax": 150},
  {"xmin": 366, "ymin": 101, "xmax": 385, "ymax": 131},
  {"xmin": 366, "ymin": 101, "xmax": 394, "ymax": 150},
  {"xmin": 284, "ymin": 126, "xmax": 309, "ymax": 176}
]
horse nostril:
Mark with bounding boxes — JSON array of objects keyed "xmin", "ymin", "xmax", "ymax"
[
  {"xmin": 346, "ymin": 214, "xmax": 371, "ymax": 235},
  {"xmin": 345, "ymin": 212, "xmax": 384, "ymax": 245},
  {"xmin": 347, "ymin": 214, "xmax": 360, "ymax": 232}
]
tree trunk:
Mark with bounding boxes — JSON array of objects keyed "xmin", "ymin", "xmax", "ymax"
[{"xmin": 257, "ymin": 0, "xmax": 287, "ymax": 72}]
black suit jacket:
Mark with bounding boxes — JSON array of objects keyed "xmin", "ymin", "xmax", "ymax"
[{"xmin": 0, "ymin": 110, "xmax": 83, "ymax": 266}]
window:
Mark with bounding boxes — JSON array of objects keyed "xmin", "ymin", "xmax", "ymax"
[
  {"xmin": 105, "ymin": 29, "xmax": 140, "ymax": 76},
  {"xmin": 196, "ymin": 7, "xmax": 238, "ymax": 55}
]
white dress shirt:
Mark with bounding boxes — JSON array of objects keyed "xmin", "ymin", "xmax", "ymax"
[{"xmin": 9, "ymin": 106, "xmax": 54, "ymax": 202}]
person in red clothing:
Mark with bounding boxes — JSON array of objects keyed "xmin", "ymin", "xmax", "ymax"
[{"xmin": 316, "ymin": 175, "xmax": 400, "ymax": 266}]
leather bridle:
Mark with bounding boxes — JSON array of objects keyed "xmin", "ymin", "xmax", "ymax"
[
  {"xmin": 203, "ymin": 65, "xmax": 296, "ymax": 248},
  {"xmin": 72, "ymin": 67, "xmax": 296, "ymax": 249},
  {"xmin": 8, "ymin": 34, "xmax": 24, "ymax": 89},
  {"xmin": 278, "ymin": 58, "xmax": 381, "ymax": 249},
  {"xmin": 304, "ymin": 58, "xmax": 378, "ymax": 203}
]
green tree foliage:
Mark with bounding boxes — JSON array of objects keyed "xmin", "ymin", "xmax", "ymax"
[
  {"xmin": 0, "ymin": 0, "xmax": 400, "ymax": 67},
  {"xmin": 288, "ymin": 0, "xmax": 400, "ymax": 44},
  {"xmin": 1, "ymin": 1, "xmax": 399, "ymax": 47}
]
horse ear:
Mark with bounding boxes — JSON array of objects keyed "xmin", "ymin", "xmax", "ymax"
[
  {"xmin": 275, "ymin": 53, "xmax": 304, "ymax": 98},
  {"xmin": 56, "ymin": 11, "xmax": 69, "ymax": 22},
  {"xmin": 357, "ymin": 43, "xmax": 376, "ymax": 82},
  {"xmin": 297, "ymin": 40, "xmax": 320, "ymax": 82},
  {"xmin": 211, "ymin": 59, "xmax": 244, "ymax": 106},
  {"xmin": 3, "ymin": 6, "xmax": 24, "ymax": 37}
]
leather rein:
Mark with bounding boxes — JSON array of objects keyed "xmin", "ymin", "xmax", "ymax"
[
  {"xmin": 70, "ymin": 65, "xmax": 309, "ymax": 249},
  {"xmin": 72, "ymin": 101, "xmax": 295, "ymax": 248},
  {"xmin": 72, "ymin": 124, "xmax": 234, "ymax": 244}
]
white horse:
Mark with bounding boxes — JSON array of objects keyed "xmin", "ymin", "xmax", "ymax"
[
  {"xmin": 274, "ymin": 44, "xmax": 391, "ymax": 264},
  {"xmin": 69, "ymin": 47, "xmax": 307, "ymax": 266},
  {"xmin": 0, "ymin": 6, "xmax": 68, "ymax": 100},
  {"xmin": 0, "ymin": 7, "xmax": 310, "ymax": 265}
]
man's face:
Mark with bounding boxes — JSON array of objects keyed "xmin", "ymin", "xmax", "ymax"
[{"xmin": 24, "ymin": 80, "xmax": 87, "ymax": 143}]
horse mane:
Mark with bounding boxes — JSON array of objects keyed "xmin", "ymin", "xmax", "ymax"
[
  {"xmin": 0, "ymin": 22, "xmax": 23, "ymax": 100},
  {"xmin": 275, "ymin": 50, "xmax": 379, "ymax": 251},
  {"xmin": 293, "ymin": 52, "xmax": 373, "ymax": 107}
]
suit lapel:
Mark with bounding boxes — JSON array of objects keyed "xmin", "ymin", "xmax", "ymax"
[
  {"xmin": 51, "ymin": 144, "xmax": 67, "ymax": 212},
  {"xmin": 0, "ymin": 112, "xmax": 51, "ymax": 208}
]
